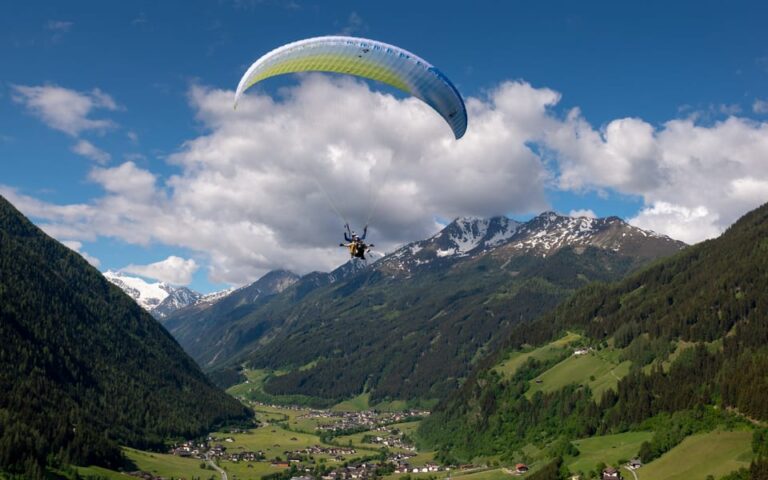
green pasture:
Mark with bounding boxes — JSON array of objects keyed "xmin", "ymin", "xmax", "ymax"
[
  {"xmin": 566, "ymin": 431, "xmax": 653, "ymax": 475},
  {"xmin": 637, "ymin": 430, "xmax": 752, "ymax": 480},
  {"xmin": 332, "ymin": 393, "xmax": 371, "ymax": 412},
  {"xmin": 218, "ymin": 459, "xmax": 280, "ymax": 479},
  {"xmin": 123, "ymin": 447, "xmax": 209, "ymax": 479},
  {"xmin": 212, "ymin": 424, "xmax": 322, "ymax": 460},
  {"xmin": 494, "ymin": 332, "xmax": 581, "ymax": 378},
  {"xmin": 74, "ymin": 466, "xmax": 134, "ymax": 479},
  {"xmin": 525, "ymin": 350, "xmax": 629, "ymax": 398}
]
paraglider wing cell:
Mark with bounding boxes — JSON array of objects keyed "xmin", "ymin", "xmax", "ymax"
[{"xmin": 234, "ymin": 36, "xmax": 467, "ymax": 139}]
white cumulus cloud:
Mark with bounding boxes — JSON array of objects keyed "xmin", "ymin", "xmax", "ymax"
[
  {"xmin": 11, "ymin": 84, "xmax": 118, "ymax": 136},
  {"xmin": 629, "ymin": 202, "xmax": 721, "ymax": 244},
  {"xmin": 5, "ymin": 76, "xmax": 768, "ymax": 285},
  {"xmin": 545, "ymin": 114, "xmax": 768, "ymax": 242},
  {"xmin": 72, "ymin": 139, "xmax": 111, "ymax": 164},
  {"xmin": 2, "ymin": 77, "xmax": 553, "ymax": 284},
  {"xmin": 122, "ymin": 256, "xmax": 199, "ymax": 285}
]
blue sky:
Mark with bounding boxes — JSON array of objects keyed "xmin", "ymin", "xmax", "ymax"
[{"xmin": 2, "ymin": 1, "xmax": 768, "ymax": 292}]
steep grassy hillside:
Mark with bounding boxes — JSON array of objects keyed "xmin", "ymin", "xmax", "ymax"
[{"xmin": 637, "ymin": 431, "xmax": 753, "ymax": 480}]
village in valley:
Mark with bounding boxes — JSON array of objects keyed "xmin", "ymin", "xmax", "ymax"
[
  {"xmin": 132, "ymin": 401, "xmax": 458, "ymax": 480},
  {"xmin": 121, "ymin": 364, "xmax": 641, "ymax": 480},
  {"xmin": 138, "ymin": 400, "xmax": 638, "ymax": 480}
]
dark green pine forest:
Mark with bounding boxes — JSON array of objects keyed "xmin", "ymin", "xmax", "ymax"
[
  {"xmin": 420, "ymin": 201, "xmax": 768, "ymax": 464},
  {"xmin": 0, "ymin": 196, "xmax": 251, "ymax": 478}
]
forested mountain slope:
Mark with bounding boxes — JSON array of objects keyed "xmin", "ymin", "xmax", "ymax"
[
  {"xmin": 0, "ymin": 195, "xmax": 251, "ymax": 478},
  {"xmin": 161, "ymin": 269, "xmax": 299, "ymax": 364},
  {"xmin": 420, "ymin": 201, "xmax": 768, "ymax": 461}
]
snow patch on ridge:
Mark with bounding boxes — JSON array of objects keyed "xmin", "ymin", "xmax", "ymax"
[{"xmin": 103, "ymin": 270, "xmax": 173, "ymax": 310}]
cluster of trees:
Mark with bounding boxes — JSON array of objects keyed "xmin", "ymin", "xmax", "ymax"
[
  {"xmin": 636, "ymin": 409, "xmax": 727, "ymax": 463},
  {"xmin": 420, "ymin": 202, "xmax": 768, "ymax": 461},
  {"xmin": 0, "ymin": 197, "xmax": 251, "ymax": 478}
]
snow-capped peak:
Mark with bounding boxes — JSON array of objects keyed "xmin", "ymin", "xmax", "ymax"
[
  {"xmin": 503, "ymin": 212, "xmax": 683, "ymax": 256},
  {"xmin": 376, "ymin": 210, "xmax": 684, "ymax": 275},
  {"xmin": 103, "ymin": 270, "xmax": 202, "ymax": 318},
  {"xmin": 198, "ymin": 288, "xmax": 236, "ymax": 305},
  {"xmin": 378, "ymin": 216, "xmax": 521, "ymax": 273},
  {"xmin": 435, "ymin": 217, "xmax": 491, "ymax": 257},
  {"xmin": 103, "ymin": 270, "xmax": 174, "ymax": 311}
]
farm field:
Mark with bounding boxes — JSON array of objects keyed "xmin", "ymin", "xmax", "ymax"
[
  {"xmin": 637, "ymin": 430, "xmax": 753, "ymax": 480},
  {"xmin": 383, "ymin": 466, "xmax": 497, "ymax": 480},
  {"xmin": 566, "ymin": 431, "xmax": 654, "ymax": 475},
  {"xmin": 227, "ymin": 368, "xmax": 328, "ymax": 407},
  {"xmin": 334, "ymin": 430, "xmax": 390, "ymax": 452},
  {"xmin": 123, "ymin": 447, "xmax": 208, "ymax": 479},
  {"xmin": 255, "ymin": 404, "xmax": 321, "ymax": 433},
  {"xmin": 226, "ymin": 368, "xmax": 272, "ymax": 398},
  {"xmin": 525, "ymin": 350, "xmax": 629, "ymax": 399},
  {"xmin": 494, "ymin": 332, "xmax": 581, "ymax": 378},
  {"xmin": 217, "ymin": 459, "xmax": 282, "ymax": 479},
  {"xmin": 211, "ymin": 424, "xmax": 322, "ymax": 460},
  {"xmin": 74, "ymin": 466, "xmax": 134, "ymax": 479},
  {"xmin": 332, "ymin": 393, "xmax": 371, "ymax": 412}
]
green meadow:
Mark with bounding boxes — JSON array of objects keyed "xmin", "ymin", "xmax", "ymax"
[
  {"xmin": 566, "ymin": 431, "xmax": 653, "ymax": 475},
  {"xmin": 637, "ymin": 430, "xmax": 753, "ymax": 480},
  {"xmin": 123, "ymin": 447, "xmax": 209, "ymax": 479},
  {"xmin": 525, "ymin": 351, "xmax": 630, "ymax": 399},
  {"xmin": 494, "ymin": 332, "xmax": 581, "ymax": 378}
]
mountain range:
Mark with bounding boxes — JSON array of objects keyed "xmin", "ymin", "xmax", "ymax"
[
  {"xmin": 102, "ymin": 270, "xmax": 233, "ymax": 319},
  {"xmin": 163, "ymin": 211, "xmax": 685, "ymax": 403}
]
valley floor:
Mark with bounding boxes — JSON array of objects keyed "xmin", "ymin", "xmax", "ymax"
[
  {"xmin": 76, "ymin": 335, "xmax": 760, "ymax": 480},
  {"xmin": 76, "ymin": 402, "xmax": 759, "ymax": 480}
]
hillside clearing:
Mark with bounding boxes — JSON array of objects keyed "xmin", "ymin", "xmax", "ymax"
[
  {"xmin": 494, "ymin": 332, "xmax": 581, "ymax": 378},
  {"xmin": 525, "ymin": 349, "xmax": 629, "ymax": 399},
  {"xmin": 567, "ymin": 431, "xmax": 653, "ymax": 475},
  {"xmin": 637, "ymin": 430, "xmax": 752, "ymax": 480}
]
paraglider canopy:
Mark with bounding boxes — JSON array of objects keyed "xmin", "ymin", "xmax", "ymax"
[{"xmin": 234, "ymin": 36, "xmax": 468, "ymax": 139}]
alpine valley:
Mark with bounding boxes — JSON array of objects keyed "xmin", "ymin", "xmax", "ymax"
[{"xmin": 4, "ymin": 189, "xmax": 768, "ymax": 480}]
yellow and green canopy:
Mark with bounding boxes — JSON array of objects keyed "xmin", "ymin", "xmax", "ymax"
[{"xmin": 234, "ymin": 36, "xmax": 467, "ymax": 139}]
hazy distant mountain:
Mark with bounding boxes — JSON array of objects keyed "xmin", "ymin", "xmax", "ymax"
[
  {"xmin": 165, "ymin": 211, "xmax": 685, "ymax": 402},
  {"xmin": 0, "ymin": 195, "xmax": 250, "ymax": 477}
]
